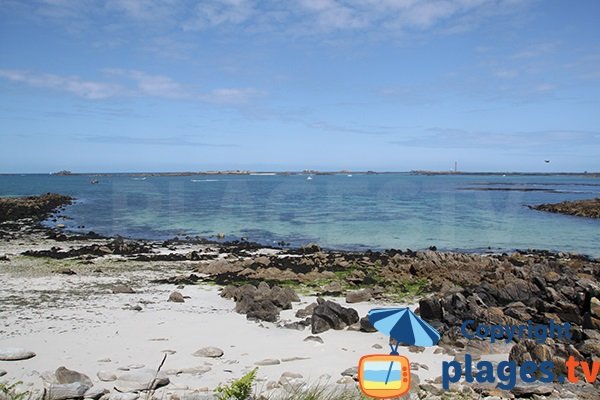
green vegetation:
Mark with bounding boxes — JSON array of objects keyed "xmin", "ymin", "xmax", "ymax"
[
  {"xmin": 268, "ymin": 384, "xmax": 368, "ymax": 400},
  {"xmin": 394, "ymin": 277, "xmax": 429, "ymax": 300},
  {"xmin": 0, "ymin": 381, "xmax": 30, "ymax": 400},
  {"xmin": 215, "ymin": 368, "xmax": 258, "ymax": 400}
]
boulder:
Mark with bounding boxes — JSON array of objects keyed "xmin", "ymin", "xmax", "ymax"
[
  {"xmin": 591, "ymin": 297, "xmax": 600, "ymax": 319},
  {"xmin": 418, "ymin": 297, "xmax": 442, "ymax": 321},
  {"xmin": 45, "ymin": 383, "xmax": 90, "ymax": 400},
  {"xmin": 114, "ymin": 369, "xmax": 170, "ymax": 392},
  {"xmin": 55, "ymin": 367, "xmax": 93, "ymax": 387},
  {"xmin": 311, "ymin": 300, "xmax": 359, "ymax": 334},
  {"xmin": 359, "ymin": 316, "xmax": 377, "ymax": 333},
  {"xmin": 83, "ymin": 387, "xmax": 108, "ymax": 400},
  {"xmin": 295, "ymin": 303, "xmax": 317, "ymax": 318},
  {"xmin": 345, "ymin": 289, "xmax": 372, "ymax": 303},
  {"xmin": 245, "ymin": 299, "xmax": 281, "ymax": 322},
  {"xmin": 168, "ymin": 291, "xmax": 185, "ymax": 303}
]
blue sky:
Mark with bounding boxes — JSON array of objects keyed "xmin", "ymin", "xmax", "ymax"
[{"xmin": 1, "ymin": 0, "xmax": 599, "ymax": 172}]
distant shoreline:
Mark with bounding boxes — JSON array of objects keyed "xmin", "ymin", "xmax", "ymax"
[{"xmin": 0, "ymin": 170, "xmax": 599, "ymax": 177}]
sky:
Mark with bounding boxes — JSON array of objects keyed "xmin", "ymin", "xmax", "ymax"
[{"xmin": 1, "ymin": 0, "xmax": 599, "ymax": 173}]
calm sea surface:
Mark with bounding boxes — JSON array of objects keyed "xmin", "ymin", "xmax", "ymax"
[{"xmin": 1, "ymin": 173, "xmax": 599, "ymax": 256}]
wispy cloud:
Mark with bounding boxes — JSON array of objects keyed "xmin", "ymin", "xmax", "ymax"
[
  {"xmin": 389, "ymin": 128, "xmax": 600, "ymax": 149},
  {"xmin": 8, "ymin": 0, "xmax": 535, "ymax": 40},
  {"xmin": 82, "ymin": 134, "xmax": 239, "ymax": 147},
  {"xmin": 0, "ymin": 68, "xmax": 262, "ymax": 104},
  {"xmin": 0, "ymin": 69, "xmax": 122, "ymax": 99}
]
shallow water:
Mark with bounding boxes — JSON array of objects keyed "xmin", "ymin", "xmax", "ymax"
[{"xmin": 1, "ymin": 173, "xmax": 599, "ymax": 256}]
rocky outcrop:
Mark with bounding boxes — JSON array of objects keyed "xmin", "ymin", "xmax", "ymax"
[
  {"xmin": 530, "ymin": 197, "xmax": 600, "ymax": 218},
  {"xmin": 220, "ymin": 282, "xmax": 300, "ymax": 322},
  {"xmin": 0, "ymin": 193, "xmax": 72, "ymax": 223},
  {"xmin": 311, "ymin": 298, "xmax": 359, "ymax": 334}
]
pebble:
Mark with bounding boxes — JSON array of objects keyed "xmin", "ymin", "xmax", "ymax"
[
  {"xmin": 341, "ymin": 367, "xmax": 358, "ymax": 377},
  {"xmin": 193, "ymin": 347, "xmax": 224, "ymax": 358},
  {"xmin": 162, "ymin": 349, "xmax": 177, "ymax": 355},
  {"xmin": 97, "ymin": 371, "xmax": 117, "ymax": 382},
  {"xmin": 372, "ymin": 344, "xmax": 383, "ymax": 349},
  {"xmin": 97, "ymin": 358, "xmax": 111, "ymax": 363},
  {"xmin": 127, "ymin": 364, "xmax": 144, "ymax": 369},
  {"xmin": 0, "ymin": 370, "xmax": 6, "ymax": 377},
  {"xmin": 254, "ymin": 359, "xmax": 280, "ymax": 366},
  {"xmin": 0, "ymin": 347, "xmax": 36, "ymax": 361}
]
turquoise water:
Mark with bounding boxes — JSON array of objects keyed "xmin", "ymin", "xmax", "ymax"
[{"xmin": 1, "ymin": 173, "xmax": 599, "ymax": 257}]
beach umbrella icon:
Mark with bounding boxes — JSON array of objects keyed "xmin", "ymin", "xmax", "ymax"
[{"xmin": 367, "ymin": 308, "xmax": 440, "ymax": 385}]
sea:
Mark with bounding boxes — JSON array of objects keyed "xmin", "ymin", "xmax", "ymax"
[{"xmin": 1, "ymin": 173, "xmax": 599, "ymax": 257}]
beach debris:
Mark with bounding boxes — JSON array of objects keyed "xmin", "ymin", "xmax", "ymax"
[
  {"xmin": 0, "ymin": 347, "xmax": 36, "ymax": 361},
  {"xmin": 311, "ymin": 298, "xmax": 359, "ymax": 334},
  {"xmin": 0, "ymin": 369, "xmax": 6, "ymax": 377},
  {"xmin": 168, "ymin": 291, "xmax": 185, "ymax": 303},
  {"xmin": 192, "ymin": 347, "xmax": 224, "ymax": 358}
]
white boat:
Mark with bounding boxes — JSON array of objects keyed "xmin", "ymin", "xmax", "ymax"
[
  {"xmin": 307, "ymin": 176, "xmax": 313, "ymax": 180},
  {"xmin": 347, "ymin": 174, "xmax": 353, "ymax": 177}
]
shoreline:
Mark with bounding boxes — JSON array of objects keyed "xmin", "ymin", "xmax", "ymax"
[{"xmin": 1, "ymin": 195, "xmax": 600, "ymax": 399}]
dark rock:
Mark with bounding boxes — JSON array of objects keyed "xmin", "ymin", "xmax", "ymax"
[
  {"xmin": 359, "ymin": 316, "xmax": 377, "ymax": 333},
  {"xmin": 345, "ymin": 289, "xmax": 372, "ymax": 303},
  {"xmin": 168, "ymin": 291, "xmax": 185, "ymax": 303},
  {"xmin": 311, "ymin": 300, "xmax": 359, "ymax": 334},
  {"xmin": 245, "ymin": 299, "xmax": 281, "ymax": 322},
  {"xmin": 419, "ymin": 297, "xmax": 442, "ymax": 321}
]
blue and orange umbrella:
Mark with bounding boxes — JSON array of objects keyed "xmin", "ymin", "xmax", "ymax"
[{"xmin": 367, "ymin": 307, "xmax": 440, "ymax": 384}]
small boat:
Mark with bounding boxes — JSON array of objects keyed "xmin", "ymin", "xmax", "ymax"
[
  {"xmin": 90, "ymin": 179, "xmax": 99, "ymax": 184},
  {"xmin": 347, "ymin": 174, "xmax": 353, "ymax": 177},
  {"xmin": 307, "ymin": 176, "xmax": 313, "ymax": 180}
]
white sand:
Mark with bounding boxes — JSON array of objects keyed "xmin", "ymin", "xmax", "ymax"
[{"xmin": 0, "ymin": 264, "xmax": 450, "ymax": 397}]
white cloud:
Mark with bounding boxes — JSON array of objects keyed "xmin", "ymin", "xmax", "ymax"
[
  {"xmin": 0, "ymin": 68, "xmax": 262, "ymax": 104},
  {"xmin": 10, "ymin": 0, "xmax": 534, "ymax": 39},
  {"xmin": 0, "ymin": 69, "xmax": 122, "ymax": 99}
]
